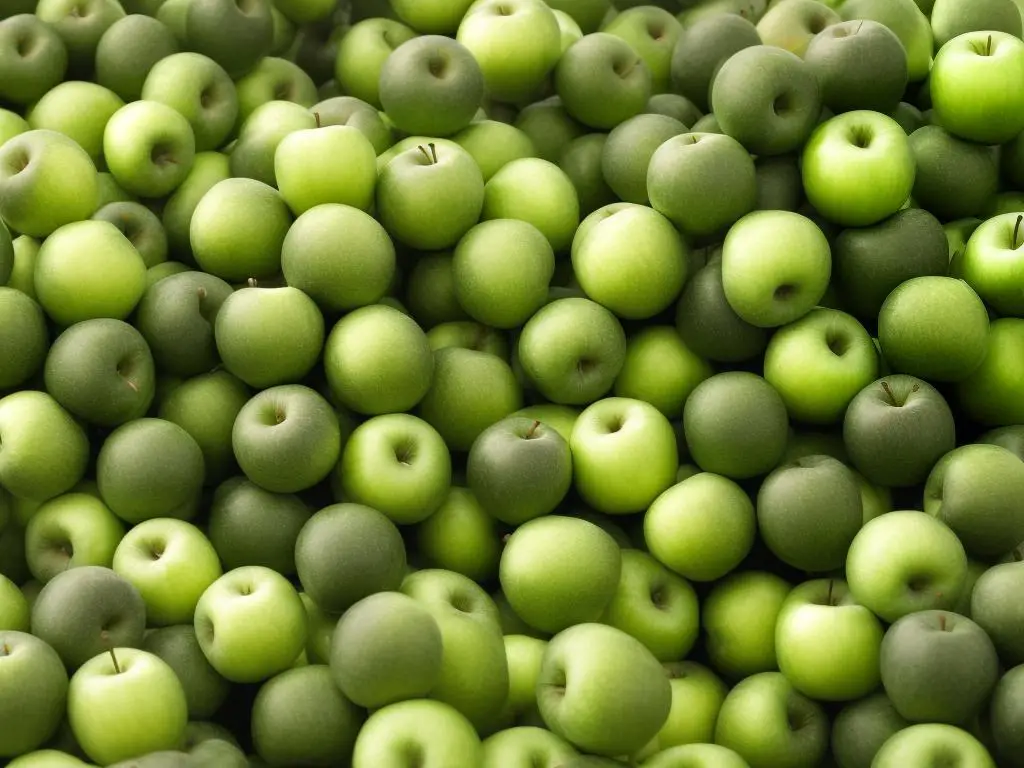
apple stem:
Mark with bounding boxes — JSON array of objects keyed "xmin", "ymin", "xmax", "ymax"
[
  {"xmin": 314, "ymin": 111, "xmax": 321, "ymax": 128},
  {"xmin": 988, "ymin": 34, "xmax": 993, "ymax": 56},
  {"xmin": 855, "ymin": 20, "xmax": 864, "ymax": 34},
  {"xmin": 429, "ymin": 143, "xmax": 438, "ymax": 163},
  {"xmin": 827, "ymin": 579, "xmax": 834, "ymax": 606},
  {"xmin": 247, "ymin": 277, "xmax": 258, "ymax": 288},
  {"xmin": 109, "ymin": 647, "xmax": 121, "ymax": 674},
  {"xmin": 880, "ymin": 380, "xmax": 896, "ymax": 405},
  {"xmin": 939, "ymin": 613, "xmax": 947, "ymax": 631},
  {"xmin": 526, "ymin": 420, "xmax": 541, "ymax": 438},
  {"xmin": 1014, "ymin": 215, "xmax": 1023, "ymax": 249}
]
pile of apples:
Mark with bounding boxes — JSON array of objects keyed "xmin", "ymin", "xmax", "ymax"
[{"xmin": 3, "ymin": 0, "xmax": 1024, "ymax": 765}]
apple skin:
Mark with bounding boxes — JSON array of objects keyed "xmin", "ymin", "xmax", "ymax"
[
  {"xmin": 500, "ymin": 515, "xmax": 622, "ymax": 634},
  {"xmin": 26, "ymin": 81, "xmax": 124, "ymax": 164},
  {"xmin": 571, "ymin": 397, "xmax": 679, "ymax": 515},
  {"xmin": 642, "ymin": 743, "xmax": 750, "ymax": 768},
  {"xmin": 670, "ymin": 12, "xmax": 761, "ymax": 113},
  {"xmin": 554, "ymin": 32, "xmax": 652, "ymax": 130},
  {"xmin": 0, "ymin": 573, "xmax": 29, "ymax": 631},
  {"xmin": 961, "ymin": 212, "xmax": 1024, "ymax": 318},
  {"xmin": 930, "ymin": 30, "xmax": 1024, "ymax": 145},
  {"xmin": 334, "ymin": 18, "xmax": 417, "ymax": 109},
  {"xmin": 482, "ymin": 157, "xmax": 580, "ymax": 253},
  {"xmin": 0, "ymin": 630, "xmax": 69, "ymax": 758},
  {"xmin": 482, "ymin": 726, "xmax": 578, "ymax": 768},
  {"xmin": 102, "ymin": 100, "xmax": 195, "ymax": 199},
  {"xmin": 721, "ymin": 210, "xmax": 832, "ymax": 328},
  {"xmin": 802, "ymin": 110, "xmax": 915, "ymax": 228},
  {"xmin": 25, "ymin": 493, "xmax": 125, "ymax": 584},
  {"xmin": 613, "ymin": 326, "xmax": 712, "ymax": 418},
  {"xmin": 756, "ymin": 0, "xmax": 840, "ymax": 56},
  {"xmin": 846, "ymin": 511, "xmax": 968, "ymax": 623},
  {"xmin": 645, "ymin": 472, "xmax": 756, "ymax": 583},
  {"xmin": 971, "ymin": 562, "xmax": 1024, "ymax": 667},
  {"xmin": 958, "ymin": 318, "xmax": 1024, "ymax": 427},
  {"xmin": 537, "ymin": 622, "xmax": 672, "ymax": 757},
  {"xmin": 763, "ymin": 307, "xmax": 878, "ymax": 425},
  {"xmin": 654, "ymin": 661, "xmax": 728, "ymax": 749},
  {"xmin": 141, "ymin": 624, "xmax": 229, "ymax": 720},
  {"xmin": 991, "ymin": 664, "xmax": 1024, "ymax": 767},
  {"xmin": 497, "ymin": 634, "xmax": 547, "ymax": 727},
  {"xmin": 0, "ymin": 287, "xmax": 47, "ymax": 391},
  {"xmin": 0, "ymin": 14, "xmax": 69, "ymax": 106},
  {"xmin": 193, "ymin": 565, "xmax": 308, "ymax": 684},
  {"xmin": 702, "ymin": 571, "xmax": 791, "ymax": 681},
  {"xmin": 351, "ymin": 699, "xmax": 483, "ymax": 768},
  {"xmin": 831, "ymin": 692, "xmax": 910, "ymax": 768},
  {"xmin": 67, "ymin": 647, "xmax": 188, "ymax": 766},
  {"xmin": 872, "ymin": 723, "xmax": 997, "ymax": 768},
  {"xmin": 775, "ymin": 579, "xmax": 884, "ymax": 702},
  {"xmin": 602, "ymin": 113, "xmax": 686, "ymax": 205},
  {"xmin": 714, "ymin": 671, "xmax": 829, "ymax": 768}
]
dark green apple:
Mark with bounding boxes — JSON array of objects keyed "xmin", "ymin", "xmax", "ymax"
[
  {"xmin": 0, "ymin": 287, "xmax": 47, "ymax": 391},
  {"xmin": 0, "ymin": 630, "xmax": 68, "ymax": 758},
  {"xmin": 831, "ymin": 692, "xmax": 910, "ymax": 768},
  {"xmin": 95, "ymin": 14, "xmax": 180, "ymax": 103},
  {"xmin": 909, "ymin": 125, "xmax": 998, "ymax": 221},
  {"xmin": 142, "ymin": 625, "xmax": 229, "ymax": 720},
  {"xmin": 971, "ymin": 562, "xmax": 1024, "ymax": 667},
  {"xmin": 601, "ymin": 113, "xmax": 686, "ymax": 205},
  {"xmin": 991, "ymin": 664, "xmax": 1024, "ymax": 767},
  {"xmin": 92, "ymin": 201, "xmax": 168, "ymax": 269},
  {"xmin": 958, "ymin": 318, "xmax": 1024, "ymax": 428},
  {"xmin": 514, "ymin": 96, "xmax": 586, "ymax": 163},
  {"xmin": 35, "ymin": 0, "xmax": 124, "ymax": 75},
  {"xmin": 0, "ymin": 14, "xmax": 68, "ymax": 106},
  {"xmin": 554, "ymin": 32, "xmax": 652, "ymax": 129},
  {"xmin": 184, "ymin": 0, "xmax": 273, "ymax": 78},
  {"xmin": 670, "ymin": 12, "xmax": 761, "ymax": 113},
  {"xmin": 930, "ymin": 0, "xmax": 1022, "ymax": 48}
]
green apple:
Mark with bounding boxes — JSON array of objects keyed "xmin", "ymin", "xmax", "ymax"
[
  {"xmin": 958, "ymin": 318, "xmax": 1024, "ymax": 427},
  {"xmin": 683, "ymin": 371, "xmax": 789, "ymax": 479},
  {"xmin": 0, "ymin": 14, "xmax": 68, "ymax": 106},
  {"xmin": 30, "ymin": 566, "xmax": 146, "ymax": 671},
  {"xmin": 44, "ymin": 318, "xmax": 154, "ymax": 428},
  {"xmin": 229, "ymin": 99, "xmax": 317, "ymax": 186},
  {"xmin": 91, "ymin": 200, "xmax": 168, "ymax": 269},
  {"xmin": 27, "ymin": 81, "xmax": 124, "ymax": 163},
  {"xmin": 931, "ymin": 0, "xmax": 1022, "ymax": 47},
  {"xmin": 560, "ymin": 132, "xmax": 618, "ymax": 219},
  {"xmin": 881, "ymin": 610, "xmax": 1000, "ymax": 724},
  {"xmin": 670, "ymin": 13, "xmax": 761, "ymax": 112},
  {"xmin": 613, "ymin": 326, "xmax": 711, "ymax": 418},
  {"xmin": 352, "ymin": 699, "xmax": 483, "ymax": 767},
  {"xmin": 971, "ymin": 561, "xmax": 1024, "ymax": 666},
  {"xmin": 547, "ymin": 0, "xmax": 612, "ymax": 33},
  {"xmin": 377, "ymin": 140, "xmax": 485, "ymax": 251},
  {"xmin": 312, "ymin": 95, "xmax": 394, "ymax": 155},
  {"xmin": 207, "ymin": 477, "xmax": 311, "ymax": 575},
  {"xmin": 711, "ymin": 45, "xmax": 821, "ymax": 156},
  {"xmin": 389, "ymin": 0, "xmax": 474, "ymax": 33},
  {"xmin": 721, "ymin": 210, "xmax": 831, "ymax": 327},
  {"xmin": 648, "ymin": 132, "xmax": 758, "ymax": 239},
  {"xmin": 517, "ymin": 297, "xmax": 627, "ymax": 404},
  {"xmin": 961, "ymin": 212, "xmax": 1024, "ymax": 318},
  {"xmin": 498, "ymin": 634, "xmax": 547, "ymax": 726},
  {"xmin": 601, "ymin": 549, "xmax": 699, "ymax": 662},
  {"xmin": 103, "ymin": 100, "xmax": 195, "ymax": 198},
  {"xmin": 0, "ymin": 129, "xmax": 99, "ymax": 238},
  {"xmin": 330, "ymin": 590, "xmax": 444, "ymax": 709},
  {"xmin": 714, "ymin": 672, "xmax": 829, "ymax": 768},
  {"xmin": 846, "ymin": 511, "xmax": 968, "ymax": 623},
  {"xmin": 602, "ymin": 6, "xmax": 681, "ymax": 94},
  {"xmin": 756, "ymin": 0, "xmax": 840, "ymax": 56},
  {"xmin": 68, "ymin": 648, "xmax": 187, "ymax": 766},
  {"xmin": 193, "ymin": 565, "xmax": 307, "ymax": 683},
  {"xmin": 466, "ymin": 415, "xmax": 573, "ymax": 525},
  {"xmin": 428, "ymin": 320, "xmax": 510, "ymax": 359},
  {"xmin": 275, "ymin": 124, "xmax": 377, "ymax": 215},
  {"xmin": 0, "ymin": 108, "xmax": 28, "ymax": 148},
  {"xmin": 0, "ymin": 573, "xmax": 29, "ymax": 630},
  {"xmin": 111, "ymin": 518, "xmax": 221, "ymax": 626},
  {"xmin": 930, "ymin": 30, "xmax": 1024, "ymax": 144},
  {"xmin": 642, "ymin": 743, "xmax": 750, "ymax": 768},
  {"xmin": 95, "ymin": 14, "xmax": 180, "ymax": 103},
  {"xmin": 25, "ymin": 493, "xmax": 125, "ymax": 584},
  {"xmin": 775, "ymin": 579, "xmax": 883, "ymax": 702},
  {"xmin": 184, "ymin": 0, "xmax": 273, "ymax": 78},
  {"xmin": 482, "ymin": 156, "xmax": 580, "ymax": 253},
  {"xmin": 909, "ymin": 125, "xmax": 998, "ymax": 221},
  {"xmin": 839, "ymin": 0, "xmax": 933, "ymax": 81},
  {"xmin": 537, "ymin": 622, "xmax": 672, "ymax": 756},
  {"xmin": 379, "ymin": 35, "xmax": 483, "ymax": 137},
  {"xmin": 418, "ymin": 486, "xmax": 501, "ymax": 583},
  {"xmin": 160, "ymin": 151, "xmax": 230, "ymax": 260},
  {"xmin": 500, "ymin": 515, "xmax": 621, "ymax": 633},
  {"xmin": 0, "ymin": 391, "xmax": 89, "ymax": 502},
  {"xmin": 991, "ymin": 663, "xmax": 1024, "ymax": 766},
  {"xmin": 655, "ymin": 661, "xmax": 728, "ymax": 749},
  {"xmin": 457, "ymin": 0, "xmax": 562, "ymax": 104},
  {"xmin": 338, "ymin": 413, "xmax": 452, "ymax": 525},
  {"xmin": 572, "ymin": 203, "xmax": 688, "ymax": 319},
  {"xmin": 555, "ymin": 32, "xmax": 651, "ymax": 129},
  {"xmin": 252, "ymin": 664, "xmax": 364, "ymax": 767},
  {"xmin": 802, "ymin": 110, "xmax": 915, "ymax": 227},
  {"xmin": 872, "ymin": 723, "xmax": 996, "ymax": 768},
  {"xmin": 601, "ymin": 113, "xmax": 685, "ymax": 205},
  {"xmin": 482, "ymin": 726, "xmax": 578, "ymax": 768},
  {"xmin": 453, "ymin": 119, "xmax": 536, "ymax": 182},
  {"xmin": 0, "ymin": 286, "xmax": 47, "ymax": 390},
  {"xmin": 334, "ymin": 18, "xmax": 418, "ymax": 109},
  {"xmin": 400, "ymin": 568, "xmax": 509, "ymax": 732},
  {"xmin": 0, "ymin": 630, "xmax": 68, "ymax": 757},
  {"xmin": 702, "ymin": 571, "xmax": 791, "ymax": 680},
  {"xmin": 189, "ymin": 177, "xmax": 293, "ymax": 281},
  {"xmin": 831, "ymin": 692, "xmax": 910, "ymax": 768},
  {"xmin": 514, "ymin": 95, "xmax": 587, "ymax": 162},
  {"xmin": 141, "ymin": 624, "xmax": 229, "ymax": 720},
  {"xmin": 35, "ymin": 0, "xmax": 125, "ymax": 74},
  {"xmin": 570, "ymin": 397, "xmax": 678, "ymax": 514},
  {"xmin": 232, "ymin": 384, "xmax": 341, "ymax": 494}
]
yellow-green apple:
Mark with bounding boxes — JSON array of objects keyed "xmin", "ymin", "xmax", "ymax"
[
  {"xmin": 193, "ymin": 565, "xmax": 307, "ymax": 683},
  {"xmin": 517, "ymin": 297, "xmax": 627, "ymax": 404},
  {"xmin": 337, "ymin": 414, "xmax": 451, "ymax": 525},
  {"xmin": 103, "ymin": 100, "xmax": 195, "ymax": 198},
  {"xmin": 880, "ymin": 610, "xmax": 1000, "ymax": 724},
  {"xmin": 30, "ymin": 566, "xmax": 146, "ymax": 670},
  {"xmin": 0, "ymin": 574, "xmax": 29, "ymax": 630},
  {"xmin": 377, "ymin": 141, "xmax": 485, "ymax": 251},
  {"xmin": 702, "ymin": 571, "xmax": 791, "ymax": 680},
  {"xmin": 655, "ymin": 661, "xmax": 728, "ymax": 749},
  {"xmin": 482, "ymin": 726, "xmax": 578, "ymax": 768},
  {"xmin": 330, "ymin": 591, "xmax": 444, "ymax": 709},
  {"xmin": 555, "ymin": 32, "xmax": 651, "ymax": 129},
  {"xmin": 0, "ymin": 129, "xmax": 99, "ymax": 238},
  {"xmin": 572, "ymin": 204, "xmax": 688, "ymax": 319},
  {"xmin": 232, "ymin": 384, "xmax": 341, "ymax": 494},
  {"xmin": 481, "ymin": 157, "xmax": 580, "ymax": 253},
  {"xmin": 547, "ymin": 0, "xmax": 612, "ymax": 33},
  {"xmin": 26, "ymin": 81, "xmax": 124, "ymax": 163},
  {"xmin": 683, "ymin": 371, "xmax": 789, "ymax": 479},
  {"xmin": 537, "ymin": 623, "xmax": 672, "ymax": 756},
  {"xmin": 643, "ymin": 744, "xmax": 750, "ymax": 768},
  {"xmin": 453, "ymin": 219, "xmax": 554, "ymax": 328},
  {"xmin": 43, "ymin": 318, "xmax": 154, "ymax": 428},
  {"xmin": 401, "ymin": 568, "xmax": 509, "ymax": 732},
  {"xmin": 570, "ymin": 397, "xmax": 678, "ymax": 514},
  {"xmin": 333, "ymin": 18, "xmax": 417, "ymax": 109},
  {"xmin": 68, "ymin": 648, "xmax": 187, "ymax": 765},
  {"xmin": 251, "ymin": 664, "xmax": 364, "ymax": 767},
  {"xmin": 35, "ymin": 0, "xmax": 125, "ymax": 73},
  {"xmin": 229, "ymin": 99, "xmax": 317, "ymax": 186},
  {"xmin": 351, "ymin": 699, "xmax": 483, "ymax": 768},
  {"xmin": 756, "ymin": 0, "xmax": 839, "ymax": 56},
  {"xmin": 141, "ymin": 624, "xmax": 229, "ymax": 719},
  {"xmin": 930, "ymin": 30, "xmax": 1024, "ymax": 144},
  {"xmin": 0, "ymin": 631, "xmax": 68, "ymax": 758},
  {"xmin": 0, "ymin": 14, "xmax": 68, "ymax": 105},
  {"xmin": 275, "ymin": 124, "xmax": 377, "ymax": 215},
  {"xmin": 554, "ymin": 8, "xmax": 584, "ymax": 52},
  {"xmin": 845, "ymin": 511, "xmax": 968, "ymax": 622},
  {"xmin": 25, "ymin": 493, "xmax": 124, "ymax": 584},
  {"xmin": 802, "ymin": 111, "xmax": 915, "ymax": 227},
  {"xmin": 872, "ymin": 723, "xmax": 997, "ymax": 768},
  {"xmin": 602, "ymin": 6, "xmax": 682, "ymax": 93},
  {"xmin": 161, "ymin": 151, "xmax": 230, "ymax": 260},
  {"xmin": 714, "ymin": 672, "xmax": 829, "ymax": 768},
  {"xmin": 0, "ymin": 108, "xmax": 28, "ymax": 147},
  {"xmin": 961, "ymin": 212, "xmax": 1024, "ymax": 317},
  {"xmin": 648, "ymin": 132, "xmax": 758, "ymax": 239},
  {"xmin": 958, "ymin": 318, "xmax": 1024, "ymax": 427},
  {"xmin": 498, "ymin": 634, "xmax": 547, "ymax": 726},
  {"xmin": 613, "ymin": 326, "xmax": 711, "ymax": 418},
  {"xmin": 91, "ymin": 200, "xmax": 168, "ymax": 268},
  {"xmin": 500, "ymin": 515, "xmax": 622, "ymax": 633},
  {"xmin": 390, "ymin": 0, "xmax": 474, "ymax": 33},
  {"xmin": 428, "ymin": 320, "xmax": 510, "ymax": 359},
  {"xmin": 711, "ymin": 45, "xmax": 821, "ymax": 156},
  {"xmin": 466, "ymin": 415, "xmax": 573, "ymax": 525},
  {"xmin": 453, "ymin": 119, "xmax": 536, "ymax": 182},
  {"xmin": 0, "ymin": 391, "xmax": 89, "ymax": 502},
  {"xmin": 312, "ymin": 95, "xmax": 394, "ymax": 155},
  {"xmin": 418, "ymin": 486, "xmax": 501, "ymax": 583}
]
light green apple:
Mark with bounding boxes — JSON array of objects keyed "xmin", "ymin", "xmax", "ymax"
[
  {"xmin": 27, "ymin": 81, "xmax": 124, "ymax": 163},
  {"xmin": 482, "ymin": 156, "xmax": 580, "ymax": 253},
  {"xmin": 655, "ymin": 661, "xmax": 729, "ymax": 750},
  {"xmin": 352, "ymin": 699, "xmax": 483, "ymax": 767},
  {"xmin": 275, "ymin": 124, "xmax": 377, "ymax": 215},
  {"xmin": 839, "ymin": 0, "xmax": 934, "ymax": 81},
  {"xmin": 613, "ymin": 326, "xmax": 712, "ymax": 418},
  {"xmin": 958, "ymin": 318, "xmax": 1024, "ymax": 427},
  {"xmin": 24, "ymin": 493, "xmax": 125, "ymax": 584},
  {"xmin": 334, "ymin": 18, "xmax": 418, "ymax": 109},
  {"xmin": 103, "ymin": 100, "xmax": 196, "ymax": 198}
]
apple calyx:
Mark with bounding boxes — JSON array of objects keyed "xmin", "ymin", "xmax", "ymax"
[
  {"xmin": 108, "ymin": 647, "xmax": 121, "ymax": 674},
  {"xmin": 417, "ymin": 143, "xmax": 439, "ymax": 165}
]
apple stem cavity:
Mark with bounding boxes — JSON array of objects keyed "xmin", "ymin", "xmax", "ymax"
[{"xmin": 109, "ymin": 647, "xmax": 121, "ymax": 674}]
